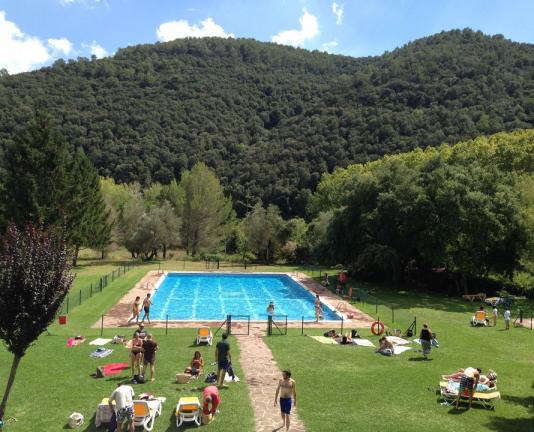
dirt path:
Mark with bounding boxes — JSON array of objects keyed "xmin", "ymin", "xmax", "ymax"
[{"xmin": 236, "ymin": 326, "xmax": 306, "ymax": 432}]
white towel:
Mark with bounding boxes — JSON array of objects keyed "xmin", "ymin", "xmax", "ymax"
[
  {"xmin": 351, "ymin": 339, "xmax": 375, "ymax": 347},
  {"xmin": 89, "ymin": 338, "xmax": 113, "ymax": 346},
  {"xmin": 386, "ymin": 336, "xmax": 411, "ymax": 345},
  {"xmin": 393, "ymin": 346, "xmax": 411, "ymax": 355}
]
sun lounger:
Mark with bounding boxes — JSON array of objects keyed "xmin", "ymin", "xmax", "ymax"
[
  {"xmin": 439, "ymin": 381, "xmax": 500, "ymax": 410},
  {"xmin": 133, "ymin": 400, "xmax": 162, "ymax": 432},
  {"xmin": 176, "ymin": 397, "xmax": 201, "ymax": 427},
  {"xmin": 471, "ymin": 311, "xmax": 488, "ymax": 326},
  {"xmin": 196, "ymin": 327, "xmax": 213, "ymax": 346}
]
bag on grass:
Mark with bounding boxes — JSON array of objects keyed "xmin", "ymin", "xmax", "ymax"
[
  {"xmin": 68, "ymin": 412, "xmax": 84, "ymax": 428},
  {"xmin": 134, "ymin": 374, "xmax": 145, "ymax": 384},
  {"xmin": 205, "ymin": 372, "xmax": 217, "ymax": 383}
]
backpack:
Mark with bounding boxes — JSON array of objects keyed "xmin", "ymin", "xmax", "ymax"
[
  {"xmin": 133, "ymin": 374, "xmax": 145, "ymax": 384},
  {"xmin": 205, "ymin": 372, "xmax": 217, "ymax": 383}
]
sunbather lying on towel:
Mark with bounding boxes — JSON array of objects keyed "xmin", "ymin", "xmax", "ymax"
[{"xmin": 375, "ymin": 337, "xmax": 394, "ymax": 356}]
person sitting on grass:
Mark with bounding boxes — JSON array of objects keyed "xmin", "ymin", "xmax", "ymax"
[
  {"xmin": 376, "ymin": 336, "xmax": 394, "ymax": 356},
  {"xmin": 130, "ymin": 334, "xmax": 144, "ymax": 377},
  {"xmin": 184, "ymin": 351, "xmax": 204, "ymax": 376},
  {"xmin": 202, "ymin": 385, "xmax": 221, "ymax": 425}
]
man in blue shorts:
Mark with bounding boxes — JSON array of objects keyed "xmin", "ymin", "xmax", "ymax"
[
  {"xmin": 274, "ymin": 370, "xmax": 297, "ymax": 431},
  {"xmin": 215, "ymin": 333, "xmax": 231, "ymax": 388}
]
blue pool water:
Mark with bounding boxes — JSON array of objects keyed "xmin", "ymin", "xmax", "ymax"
[{"xmin": 150, "ymin": 273, "xmax": 340, "ymax": 321}]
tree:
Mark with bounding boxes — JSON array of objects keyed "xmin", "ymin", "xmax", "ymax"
[
  {"xmin": 180, "ymin": 163, "xmax": 233, "ymax": 256},
  {"xmin": 242, "ymin": 203, "xmax": 284, "ymax": 262},
  {"xmin": 0, "ymin": 224, "xmax": 73, "ymax": 420},
  {"xmin": 65, "ymin": 149, "xmax": 112, "ymax": 265},
  {"xmin": 1, "ymin": 113, "xmax": 70, "ymax": 232},
  {"xmin": 150, "ymin": 202, "xmax": 181, "ymax": 259}
]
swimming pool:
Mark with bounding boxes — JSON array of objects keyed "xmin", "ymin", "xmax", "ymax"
[{"xmin": 150, "ymin": 273, "xmax": 340, "ymax": 321}]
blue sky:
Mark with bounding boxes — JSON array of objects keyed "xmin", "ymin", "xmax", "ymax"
[{"xmin": 1, "ymin": 0, "xmax": 533, "ymax": 74}]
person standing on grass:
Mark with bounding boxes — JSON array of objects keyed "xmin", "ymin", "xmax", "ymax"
[
  {"xmin": 274, "ymin": 370, "xmax": 297, "ymax": 432},
  {"xmin": 127, "ymin": 296, "xmax": 142, "ymax": 324},
  {"xmin": 419, "ymin": 323, "xmax": 432, "ymax": 360},
  {"xmin": 492, "ymin": 306, "xmax": 498, "ymax": 327},
  {"xmin": 504, "ymin": 308, "xmax": 511, "ymax": 330},
  {"xmin": 455, "ymin": 367, "xmax": 480, "ymax": 410},
  {"xmin": 215, "ymin": 333, "xmax": 231, "ymax": 388},
  {"xmin": 142, "ymin": 333, "xmax": 158, "ymax": 382},
  {"xmin": 141, "ymin": 293, "xmax": 152, "ymax": 324},
  {"xmin": 109, "ymin": 383, "xmax": 135, "ymax": 432}
]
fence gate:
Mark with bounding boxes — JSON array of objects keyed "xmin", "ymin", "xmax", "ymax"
[{"xmin": 267, "ymin": 315, "xmax": 288, "ymax": 336}]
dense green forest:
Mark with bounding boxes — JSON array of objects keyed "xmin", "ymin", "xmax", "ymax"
[{"xmin": 0, "ymin": 29, "xmax": 533, "ymax": 216}]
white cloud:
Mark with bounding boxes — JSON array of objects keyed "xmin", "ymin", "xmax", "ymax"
[
  {"xmin": 0, "ymin": 11, "xmax": 51, "ymax": 74},
  {"xmin": 321, "ymin": 40, "xmax": 339, "ymax": 52},
  {"xmin": 271, "ymin": 10, "xmax": 319, "ymax": 47},
  {"xmin": 83, "ymin": 41, "xmax": 108, "ymax": 58},
  {"xmin": 48, "ymin": 37, "xmax": 73, "ymax": 55},
  {"xmin": 332, "ymin": 2, "xmax": 344, "ymax": 25},
  {"xmin": 156, "ymin": 17, "xmax": 234, "ymax": 42}
]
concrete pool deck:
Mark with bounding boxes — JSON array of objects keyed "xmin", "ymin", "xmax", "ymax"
[{"xmin": 94, "ymin": 270, "xmax": 375, "ymax": 329}]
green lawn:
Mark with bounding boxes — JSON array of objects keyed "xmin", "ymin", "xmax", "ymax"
[
  {"xmin": 0, "ymin": 264, "xmax": 254, "ymax": 432},
  {"xmin": 2, "ymin": 257, "xmax": 533, "ymax": 431},
  {"xmin": 265, "ymin": 284, "xmax": 534, "ymax": 432}
]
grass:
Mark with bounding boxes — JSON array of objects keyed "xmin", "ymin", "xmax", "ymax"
[
  {"xmin": 2, "ymin": 252, "xmax": 533, "ymax": 431},
  {"xmin": 264, "ymin": 284, "xmax": 534, "ymax": 432},
  {"xmin": 0, "ymin": 262, "xmax": 254, "ymax": 432}
]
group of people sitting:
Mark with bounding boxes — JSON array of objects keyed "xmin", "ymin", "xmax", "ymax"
[{"xmin": 324, "ymin": 328, "xmax": 361, "ymax": 344}]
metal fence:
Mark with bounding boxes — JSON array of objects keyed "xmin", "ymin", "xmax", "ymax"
[{"xmin": 59, "ymin": 261, "xmax": 136, "ymax": 315}]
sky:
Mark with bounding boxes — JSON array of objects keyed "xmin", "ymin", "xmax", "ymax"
[{"xmin": 1, "ymin": 0, "xmax": 534, "ymax": 74}]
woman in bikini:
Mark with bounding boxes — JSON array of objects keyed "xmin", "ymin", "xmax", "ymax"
[
  {"xmin": 314, "ymin": 295, "xmax": 322, "ymax": 322},
  {"xmin": 128, "ymin": 296, "xmax": 142, "ymax": 324},
  {"xmin": 130, "ymin": 335, "xmax": 144, "ymax": 377},
  {"xmin": 184, "ymin": 351, "xmax": 204, "ymax": 376}
]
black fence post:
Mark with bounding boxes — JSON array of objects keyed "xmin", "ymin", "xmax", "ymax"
[
  {"xmin": 90, "ymin": 283, "xmax": 93, "ymax": 297},
  {"xmin": 100, "ymin": 278, "xmax": 103, "ymax": 292},
  {"xmin": 79, "ymin": 289, "xmax": 82, "ymax": 306},
  {"xmin": 267, "ymin": 315, "xmax": 273, "ymax": 336},
  {"xmin": 301, "ymin": 316, "xmax": 304, "ymax": 336},
  {"xmin": 285, "ymin": 315, "xmax": 288, "ymax": 335},
  {"xmin": 226, "ymin": 314, "xmax": 232, "ymax": 335},
  {"xmin": 166, "ymin": 314, "xmax": 169, "ymax": 336},
  {"xmin": 340, "ymin": 316, "xmax": 344, "ymax": 335}
]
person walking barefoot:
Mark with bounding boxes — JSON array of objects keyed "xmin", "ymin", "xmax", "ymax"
[
  {"xmin": 274, "ymin": 370, "xmax": 297, "ymax": 431},
  {"xmin": 127, "ymin": 296, "xmax": 141, "ymax": 324},
  {"xmin": 141, "ymin": 293, "xmax": 152, "ymax": 324}
]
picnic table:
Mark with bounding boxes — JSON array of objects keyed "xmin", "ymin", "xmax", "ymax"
[{"xmin": 462, "ymin": 293, "xmax": 486, "ymax": 302}]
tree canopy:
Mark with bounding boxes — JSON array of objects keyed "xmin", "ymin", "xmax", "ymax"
[{"xmin": 0, "ymin": 29, "xmax": 532, "ymax": 217}]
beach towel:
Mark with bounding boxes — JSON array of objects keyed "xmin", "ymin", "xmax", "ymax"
[
  {"xmin": 89, "ymin": 338, "xmax": 113, "ymax": 346},
  {"xmin": 90, "ymin": 348, "xmax": 113, "ymax": 358},
  {"xmin": 351, "ymin": 338, "xmax": 375, "ymax": 347},
  {"xmin": 67, "ymin": 337, "xmax": 86, "ymax": 347},
  {"xmin": 392, "ymin": 346, "xmax": 412, "ymax": 355},
  {"xmin": 309, "ymin": 336, "xmax": 338, "ymax": 345},
  {"xmin": 102, "ymin": 363, "xmax": 129, "ymax": 376},
  {"xmin": 386, "ymin": 336, "xmax": 411, "ymax": 345}
]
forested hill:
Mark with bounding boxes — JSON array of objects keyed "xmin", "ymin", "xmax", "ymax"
[{"xmin": 0, "ymin": 28, "xmax": 533, "ymax": 217}]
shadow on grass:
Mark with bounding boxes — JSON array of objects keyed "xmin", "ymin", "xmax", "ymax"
[
  {"xmin": 408, "ymin": 357, "xmax": 433, "ymax": 362},
  {"xmin": 484, "ymin": 417, "xmax": 534, "ymax": 432}
]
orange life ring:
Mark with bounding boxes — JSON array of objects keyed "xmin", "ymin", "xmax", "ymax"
[{"xmin": 371, "ymin": 321, "xmax": 385, "ymax": 336}]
